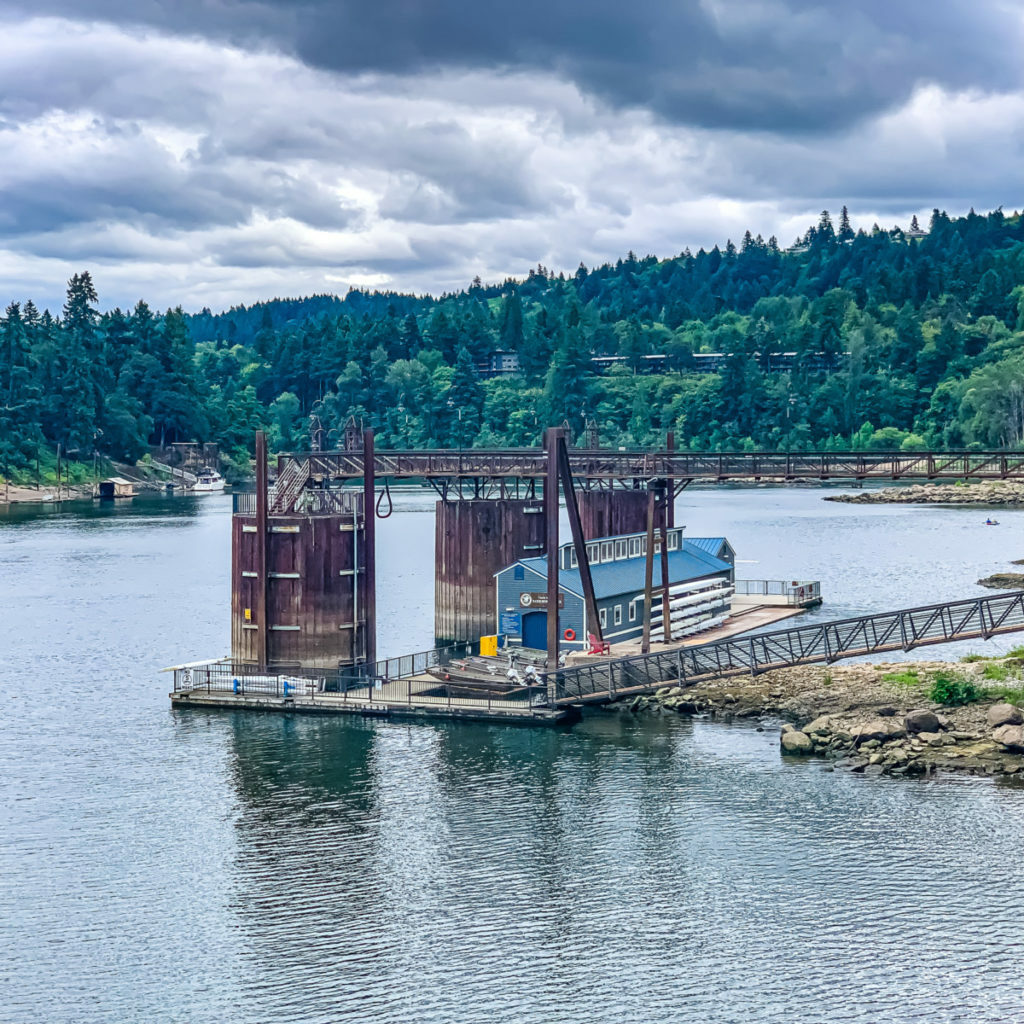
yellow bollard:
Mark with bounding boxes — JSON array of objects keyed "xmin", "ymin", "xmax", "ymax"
[{"xmin": 479, "ymin": 634, "xmax": 498, "ymax": 657}]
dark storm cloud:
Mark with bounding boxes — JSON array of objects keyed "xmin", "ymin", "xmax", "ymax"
[{"xmin": 9, "ymin": 0, "xmax": 1023, "ymax": 131}]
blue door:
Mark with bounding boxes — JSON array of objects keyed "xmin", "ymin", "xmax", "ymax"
[{"xmin": 521, "ymin": 611, "xmax": 548, "ymax": 650}]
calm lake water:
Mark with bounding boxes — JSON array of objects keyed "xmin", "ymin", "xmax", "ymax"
[{"xmin": 3, "ymin": 487, "xmax": 1024, "ymax": 1023}]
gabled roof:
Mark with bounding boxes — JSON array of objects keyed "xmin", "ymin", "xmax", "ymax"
[
  {"xmin": 503, "ymin": 538, "xmax": 731, "ymax": 600},
  {"xmin": 685, "ymin": 536, "xmax": 732, "ymax": 557}
]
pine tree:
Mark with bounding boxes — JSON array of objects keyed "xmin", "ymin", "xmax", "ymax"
[
  {"xmin": 838, "ymin": 205, "xmax": 854, "ymax": 241},
  {"xmin": 498, "ymin": 292, "xmax": 524, "ymax": 351}
]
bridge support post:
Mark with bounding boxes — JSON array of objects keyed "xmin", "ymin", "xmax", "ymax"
[
  {"xmin": 363, "ymin": 429, "xmax": 377, "ymax": 673},
  {"xmin": 255, "ymin": 429, "xmax": 269, "ymax": 672},
  {"xmin": 666, "ymin": 430, "xmax": 675, "ymax": 529},
  {"xmin": 545, "ymin": 427, "xmax": 562, "ymax": 698},
  {"xmin": 641, "ymin": 484, "xmax": 656, "ymax": 655}
]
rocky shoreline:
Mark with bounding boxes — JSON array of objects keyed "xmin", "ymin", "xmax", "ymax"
[
  {"xmin": 610, "ymin": 658, "xmax": 1024, "ymax": 778},
  {"xmin": 825, "ymin": 481, "xmax": 1024, "ymax": 505}
]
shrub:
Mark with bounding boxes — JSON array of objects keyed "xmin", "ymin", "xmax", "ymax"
[{"xmin": 929, "ymin": 672, "xmax": 981, "ymax": 706}]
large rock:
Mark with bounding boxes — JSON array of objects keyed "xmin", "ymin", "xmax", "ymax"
[
  {"xmin": 987, "ymin": 703, "xmax": 1023, "ymax": 729},
  {"xmin": 853, "ymin": 718, "xmax": 906, "ymax": 744},
  {"xmin": 780, "ymin": 730, "xmax": 814, "ymax": 755},
  {"xmin": 804, "ymin": 715, "xmax": 833, "ymax": 736},
  {"xmin": 905, "ymin": 709, "xmax": 941, "ymax": 734},
  {"xmin": 992, "ymin": 725, "xmax": 1024, "ymax": 752}
]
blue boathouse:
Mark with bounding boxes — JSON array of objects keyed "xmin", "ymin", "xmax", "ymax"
[{"xmin": 495, "ymin": 527, "xmax": 735, "ymax": 650}]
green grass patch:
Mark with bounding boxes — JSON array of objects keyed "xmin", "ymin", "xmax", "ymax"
[
  {"xmin": 960, "ymin": 653, "xmax": 993, "ymax": 663},
  {"xmin": 929, "ymin": 671, "xmax": 982, "ymax": 706},
  {"xmin": 982, "ymin": 662, "xmax": 1012, "ymax": 682},
  {"xmin": 1004, "ymin": 645, "xmax": 1024, "ymax": 660},
  {"xmin": 984, "ymin": 684, "xmax": 1024, "ymax": 704},
  {"xmin": 882, "ymin": 669, "xmax": 921, "ymax": 688}
]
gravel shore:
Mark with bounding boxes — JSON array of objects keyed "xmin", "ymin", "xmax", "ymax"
[
  {"xmin": 613, "ymin": 657, "xmax": 1024, "ymax": 778},
  {"xmin": 825, "ymin": 481, "xmax": 1024, "ymax": 505}
]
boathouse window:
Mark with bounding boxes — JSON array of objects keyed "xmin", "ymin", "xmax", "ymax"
[
  {"xmin": 615, "ymin": 540, "xmax": 627, "ymax": 559},
  {"xmin": 629, "ymin": 600, "xmax": 637, "ymax": 622},
  {"xmin": 569, "ymin": 548, "xmax": 578, "ymax": 568},
  {"xmin": 601, "ymin": 542, "xmax": 613, "ymax": 561},
  {"xmin": 587, "ymin": 543, "xmax": 599, "ymax": 563},
  {"xmin": 629, "ymin": 537, "xmax": 641, "ymax": 557},
  {"xmin": 599, "ymin": 608, "xmax": 607, "ymax": 628},
  {"xmin": 614, "ymin": 605, "xmax": 622, "ymax": 625},
  {"xmin": 514, "ymin": 565, "xmax": 524, "ymax": 581},
  {"xmin": 668, "ymin": 532, "xmax": 679, "ymax": 551}
]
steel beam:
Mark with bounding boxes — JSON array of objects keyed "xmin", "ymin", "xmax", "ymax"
[{"xmin": 557, "ymin": 433, "xmax": 603, "ymax": 644}]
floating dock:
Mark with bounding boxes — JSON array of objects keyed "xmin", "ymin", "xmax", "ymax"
[{"xmin": 169, "ymin": 660, "xmax": 573, "ymax": 726}]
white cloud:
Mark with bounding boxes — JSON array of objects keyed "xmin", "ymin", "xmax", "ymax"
[{"xmin": 0, "ymin": 15, "xmax": 1021, "ymax": 312}]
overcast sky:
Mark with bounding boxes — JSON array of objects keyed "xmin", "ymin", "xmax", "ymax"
[{"xmin": 1, "ymin": 0, "xmax": 1022, "ymax": 312}]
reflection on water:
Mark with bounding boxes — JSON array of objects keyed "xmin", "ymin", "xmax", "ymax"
[{"xmin": 3, "ymin": 487, "xmax": 1024, "ymax": 1023}]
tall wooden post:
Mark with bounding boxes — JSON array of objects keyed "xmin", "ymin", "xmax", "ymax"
[
  {"xmin": 545, "ymin": 427, "xmax": 561, "ymax": 691},
  {"xmin": 658, "ymin": 484, "xmax": 672, "ymax": 642},
  {"xmin": 255, "ymin": 430, "xmax": 269, "ymax": 672},
  {"xmin": 641, "ymin": 485, "xmax": 656, "ymax": 654},
  {"xmin": 666, "ymin": 430, "xmax": 676, "ymax": 528},
  {"xmin": 363, "ymin": 429, "xmax": 377, "ymax": 673}
]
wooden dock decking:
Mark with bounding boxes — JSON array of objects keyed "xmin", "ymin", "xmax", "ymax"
[{"xmin": 566, "ymin": 604, "xmax": 806, "ymax": 665}]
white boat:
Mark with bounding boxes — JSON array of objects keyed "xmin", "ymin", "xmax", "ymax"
[{"xmin": 192, "ymin": 469, "xmax": 226, "ymax": 493}]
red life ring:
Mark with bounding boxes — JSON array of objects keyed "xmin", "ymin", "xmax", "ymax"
[{"xmin": 564, "ymin": 628, "xmax": 576, "ymax": 641}]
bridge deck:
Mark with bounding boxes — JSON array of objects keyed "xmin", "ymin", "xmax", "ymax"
[{"xmin": 280, "ymin": 448, "xmax": 1024, "ymax": 484}]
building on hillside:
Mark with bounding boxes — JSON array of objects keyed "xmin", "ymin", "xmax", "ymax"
[
  {"xmin": 494, "ymin": 528, "xmax": 735, "ymax": 650},
  {"xmin": 475, "ymin": 350, "xmax": 521, "ymax": 378}
]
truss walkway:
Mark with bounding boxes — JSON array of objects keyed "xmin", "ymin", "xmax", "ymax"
[{"xmin": 551, "ymin": 591, "xmax": 1024, "ymax": 705}]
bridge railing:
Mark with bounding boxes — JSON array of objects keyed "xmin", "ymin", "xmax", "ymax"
[
  {"xmin": 172, "ymin": 662, "xmax": 330, "ymax": 697},
  {"xmin": 278, "ymin": 448, "xmax": 1024, "ymax": 483},
  {"xmin": 551, "ymin": 590, "xmax": 1024, "ymax": 703},
  {"xmin": 734, "ymin": 580, "xmax": 821, "ymax": 605},
  {"xmin": 371, "ymin": 640, "xmax": 480, "ymax": 684}
]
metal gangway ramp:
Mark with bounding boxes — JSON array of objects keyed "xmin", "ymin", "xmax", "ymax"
[{"xmin": 551, "ymin": 591, "xmax": 1024, "ymax": 705}]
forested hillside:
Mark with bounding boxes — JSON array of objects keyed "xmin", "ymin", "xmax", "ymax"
[{"xmin": 4, "ymin": 206, "xmax": 1024, "ymax": 476}]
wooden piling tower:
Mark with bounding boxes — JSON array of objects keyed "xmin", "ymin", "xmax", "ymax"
[
  {"xmin": 434, "ymin": 498, "xmax": 546, "ymax": 642},
  {"xmin": 230, "ymin": 434, "xmax": 373, "ymax": 673}
]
